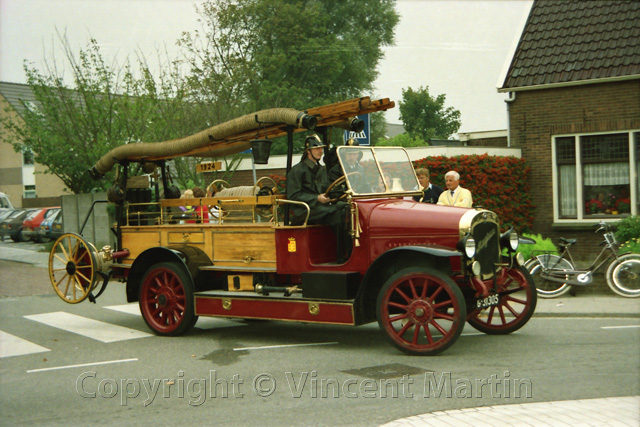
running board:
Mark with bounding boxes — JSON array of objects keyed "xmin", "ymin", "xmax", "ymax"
[{"xmin": 194, "ymin": 293, "xmax": 356, "ymax": 325}]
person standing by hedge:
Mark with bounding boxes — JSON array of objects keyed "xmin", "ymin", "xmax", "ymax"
[
  {"xmin": 437, "ymin": 170, "xmax": 473, "ymax": 207},
  {"xmin": 414, "ymin": 167, "xmax": 444, "ymax": 204}
]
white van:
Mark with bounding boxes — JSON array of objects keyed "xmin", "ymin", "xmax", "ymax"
[{"xmin": 0, "ymin": 192, "xmax": 14, "ymax": 212}]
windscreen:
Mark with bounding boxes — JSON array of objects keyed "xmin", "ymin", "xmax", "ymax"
[{"xmin": 336, "ymin": 146, "xmax": 420, "ymax": 196}]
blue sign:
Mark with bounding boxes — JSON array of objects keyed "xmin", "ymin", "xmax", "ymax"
[{"xmin": 343, "ymin": 114, "xmax": 370, "ymax": 145}]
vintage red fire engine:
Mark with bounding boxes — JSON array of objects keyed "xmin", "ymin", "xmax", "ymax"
[{"xmin": 48, "ymin": 97, "xmax": 536, "ymax": 355}]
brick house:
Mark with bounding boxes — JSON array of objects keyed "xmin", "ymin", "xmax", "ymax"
[
  {"xmin": 0, "ymin": 82, "xmax": 67, "ymax": 208},
  {"xmin": 498, "ymin": 0, "xmax": 640, "ymax": 260}
]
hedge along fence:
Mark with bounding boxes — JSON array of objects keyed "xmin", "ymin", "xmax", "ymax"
[
  {"xmin": 413, "ymin": 154, "xmax": 535, "ymax": 233},
  {"xmin": 269, "ymin": 154, "xmax": 535, "ymax": 233}
]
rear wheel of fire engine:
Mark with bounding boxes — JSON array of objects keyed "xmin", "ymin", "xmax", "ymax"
[
  {"xmin": 525, "ymin": 255, "xmax": 573, "ymax": 298},
  {"xmin": 139, "ymin": 262, "xmax": 198, "ymax": 336},
  {"xmin": 467, "ymin": 266, "xmax": 537, "ymax": 335},
  {"xmin": 48, "ymin": 233, "xmax": 97, "ymax": 304},
  {"xmin": 376, "ymin": 268, "xmax": 466, "ymax": 355},
  {"xmin": 605, "ymin": 254, "xmax": 640, "ymax": 298}
]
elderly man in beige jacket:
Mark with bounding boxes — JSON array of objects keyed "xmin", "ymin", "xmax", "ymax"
[{"xmin": 437, "ymin": 170, "xmax": 473, "ymax": 207}]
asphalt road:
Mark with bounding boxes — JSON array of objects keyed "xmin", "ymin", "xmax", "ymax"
[{"xmin": 1, "ymin": 255, "xmax": 639, "ymax": 426}]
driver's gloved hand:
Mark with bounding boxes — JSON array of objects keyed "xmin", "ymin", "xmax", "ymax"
[{"xmin": 324, "ymin": 146, "xmax": 338, "ymax": 169}]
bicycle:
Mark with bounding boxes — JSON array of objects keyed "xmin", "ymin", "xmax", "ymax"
[{"xmin": 524, "ymin": 221, "xmax": 640, "ymax": 298}]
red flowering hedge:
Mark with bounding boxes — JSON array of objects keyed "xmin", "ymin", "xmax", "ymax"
[
  {"xmin": 414, "ymin": 154, "xmax": 535, "ymax": 233},
  {"xmin": 269, "ymin": 154, "xmax": 535, "ymax": 233}
]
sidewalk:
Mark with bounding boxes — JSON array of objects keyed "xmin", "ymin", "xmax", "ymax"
[
  {"xmin": 0, "ymin": 245, "xmax": 49, "ymax": 269},
  {"xmin": 0, "ymin": 245, "xmax": 639, "ymax": 317},
  {"xmin": 382, "ymin": 395, "xmax": 640, "ymax": 427}
]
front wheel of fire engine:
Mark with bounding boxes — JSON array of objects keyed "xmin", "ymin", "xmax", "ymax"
[
  {"xmin": 605, "ymin": 254, "xmax": 640, "ymax": 298},
  {"xmin": 139, "ymin": 262, "xmax": 198, "ymax": 336},
  {"xmin": 467, "ymin": 266, "xmax": 537, "ymax": 335},
  {"xmin": 376, "ymin": 268, "xmax": 466, "ymax": 355},
  {"xmin": 49, "ymin": 233, "xmax": 98, "ymax": 304}
]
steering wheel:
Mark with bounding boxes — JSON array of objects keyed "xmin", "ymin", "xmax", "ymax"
[{"xmin": 323, "ymin": 172, "xmax": 361, "ymax": 203}]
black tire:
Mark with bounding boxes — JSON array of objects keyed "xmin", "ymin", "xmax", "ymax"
[
  {"xmin": 606, "ymin": 254, "xmax": 640, "ymax": 298},
  {"xmin": 14, "ymin": 228, "xmax": 26, "ymax": 242},
  {"xmin": 139, "ymin": 261, "xmax": 198, "ymax": 336},
  {"xmin": 467, "ymin": 266, "xmax": 537, "ymax": 335},
  {"xmin": 525, "ymin": 255, "xmax": 573, "ymax": 298},
  {"xmin": 376, "ymin": 267, "xmax": 465, "ymax": 355}
]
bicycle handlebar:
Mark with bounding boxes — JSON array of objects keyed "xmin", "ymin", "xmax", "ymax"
[{"xmin": 595, "ymin": 221, "xmax": 609, "ymax": 234}]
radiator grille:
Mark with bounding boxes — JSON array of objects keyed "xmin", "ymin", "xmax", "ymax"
[{"xmin": 472, "ymin": 220, "xmax": 500, "ymax": 277}]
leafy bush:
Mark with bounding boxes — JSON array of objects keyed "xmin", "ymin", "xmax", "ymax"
[
  {"xmin": 614, "ymin": 215, "xmax": 640, "ymax": 244},
  {"xmin": 619, "ymin": 238, "xmax": 640, "ymax": 255},
  {"xmin": 414, "ymin": 154, "xmax": 535, "ymax": 232},
  {"xmin": 506, "ymin": 233, "xmax": 559, "ymax": 261},
  {"xmin": 270, "ymin": 174, "xmax": 287, "ymax": 194},
  {"xmin": 614, "ymin": 215, "xmax": 640, "ymax": 254}
]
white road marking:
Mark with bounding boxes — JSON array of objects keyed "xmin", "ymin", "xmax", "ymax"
[
  {"xmin": 104, "ymin": 303, "xmax": 141, "ymax": 316},
  {"xmin": 104, "ymin": 304, "xmax": 247, "ymax": 330},
  {"xmin": 0, "ymin": 330, "xmax": 50, "ymax": 358},
  {"xmin": 601, "ymin": 325, "xmax": 640, "ymax": 329},
  {"xmin": 24, "ymin": 312, "xmax": 152, "ymax": 343},
  {"xmin": 234, "ymin": 342, "xmax": 339, "ymax": 351},
  {"xmin": 27, "ymin": 358, "xmax": 138, "ymax": 373}
]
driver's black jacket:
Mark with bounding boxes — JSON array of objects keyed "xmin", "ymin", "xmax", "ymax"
[{"xmin": 286, "ymin": 157, "xmax": 343, "ymax": 226}]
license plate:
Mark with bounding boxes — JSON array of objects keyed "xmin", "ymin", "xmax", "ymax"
[{"xmin": 476, "ymin": 294, "xmax": 500, "ymax": 309}]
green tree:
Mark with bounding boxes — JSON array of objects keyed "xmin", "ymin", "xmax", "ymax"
[
  {"xmin": 398, "ymin": 86, "xmax": 461, "ymax": 141},
  {"xmin": 375, "ymin": 132, "xmax": 425, "ymax": 147},
  {"xmin": 3, "ymin": 0, "xmax": 399, "ymax": 192},
  {"xmin": 0, "ymin": 36, "xmax": 239, "ymax": 193},
  {"xmin": 178, "ymin": 0, "xmax": 399, "ymax": 154}
]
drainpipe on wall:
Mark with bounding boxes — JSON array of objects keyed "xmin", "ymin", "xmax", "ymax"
[{"xmin": 504, "ymin": 91, "xmax": 517, "ymax": 148}]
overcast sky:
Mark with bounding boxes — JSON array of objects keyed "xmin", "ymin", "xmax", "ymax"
[{"xmin": 0, "ymin": 0, "xmax": 533, "ymax": 133}]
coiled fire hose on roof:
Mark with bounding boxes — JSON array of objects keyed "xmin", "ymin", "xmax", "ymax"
[{"xmin": 88, "ymin": 108, "xmax": 317, "ymax": 179}]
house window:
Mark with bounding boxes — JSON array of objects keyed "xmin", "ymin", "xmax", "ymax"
[
  {"xmin": 24, "ymin": 185, "xmax": 36, "ymax": 199},
  {"xmin": 553, "ymin": 131, "xmax": 637, "ymax": 221},
  {"xmin": 23, "ymin": 150, "xmax": 35, "ymax": 166}
]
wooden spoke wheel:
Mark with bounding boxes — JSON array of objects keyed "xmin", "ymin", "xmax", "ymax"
[
  {"xmin": 48, "ymin": 233, "xmax": 98, "ymax": 304},
  {"xmin": 254, "ymin": 176, "xmax": 279, "ymax": 218},
  {"xmin": 139, "ymin": 262, "xmax": 197, "ymax": 336},
  {"xmin": 466, "ymin": 266, "xmax": 537, "ymax": 335},
  {"xmin": 205, "ymin": 179, "xmax": 231, "ymax": 197},
  {"xmin": 376, "ymin": 267, "xmax": 466, "ymax": 355}
]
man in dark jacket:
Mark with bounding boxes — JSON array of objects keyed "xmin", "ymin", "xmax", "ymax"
[
  {"xmin": 287, "ymin": 134, "xmax": 349, "ymax": 262},
  {"xmin": 414, "ymin": 167, "xmax": 444, "ymax": 204}
]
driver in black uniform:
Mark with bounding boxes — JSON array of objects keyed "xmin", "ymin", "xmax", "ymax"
[
  {"xmin": 328, "ymin": 137, "xmax": 370, "ymax": 193},
  {"xmin": 286, "ymin": 134, "xmax": 349, "ymax": 263}
]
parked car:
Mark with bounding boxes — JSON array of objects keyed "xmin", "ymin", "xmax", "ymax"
[
  {"xmin": 0, "ymin": 209, "xmax": 38, "ymax": 242},
  {"xmin": 38, "ymin": 209, "xmax": 63, "ymax": 242},
  {"xmin": 0, "ymin": 209, "xmax": 18, "ymax": 241},
  {"xmin": 0, "ymin": 209, "xmax": 17, "ymax": 221},
  {"xmin": 0, "ymin": 192, "xmax": 14, "ymax": 217},
  {"xmin": 22, "ymin": 207, "xmax": 60, "ymax": 243}
]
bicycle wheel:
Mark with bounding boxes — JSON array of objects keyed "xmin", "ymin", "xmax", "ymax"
[
  {"xmin": 525, "ymin": 254, "xmax": 574, "ymax": 298},
  {"xmin": 606, "ymin": 253, "xmax": 640, "ymax": 298}
]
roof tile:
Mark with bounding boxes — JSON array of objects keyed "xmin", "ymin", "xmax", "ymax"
[{"xmin": 501, "ymin": 0, "xmax": 640, "ymax": 89}]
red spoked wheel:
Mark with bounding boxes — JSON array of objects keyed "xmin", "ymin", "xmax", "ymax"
[
  {"xmin": 376, "ymin": 268, "xmax": 466, "ymax": 355},
  {"xmin": 467, "ymin": 266, "xmax": 537, "ymax": 335},
  {"xmin": 139, "ymin": 262, "xmax": 197, "ymax": 336}
]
